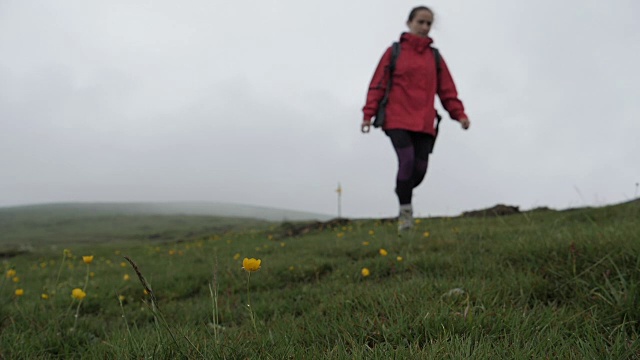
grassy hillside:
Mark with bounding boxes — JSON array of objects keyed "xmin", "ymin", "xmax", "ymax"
[
  {"xmin": 0, "ymin": 200, "xmax": 638, "ymax": 358},
  {"xmin": 0, "ymin": 203, "xmax": 308, "ymax": 249}
]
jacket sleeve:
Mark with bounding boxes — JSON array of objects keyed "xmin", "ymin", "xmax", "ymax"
[
  {"xmin": 437, "ymin": 56, "xmax": 468, "ymax": 121},
  {"xmin": 362, "ymin": 47, "xmax": 392, "ymax": 121}
]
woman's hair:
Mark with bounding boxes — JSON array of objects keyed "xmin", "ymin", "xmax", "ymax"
[{"xmin": 408, "ymin": 6, "xmax": 434, "ymax": 22}]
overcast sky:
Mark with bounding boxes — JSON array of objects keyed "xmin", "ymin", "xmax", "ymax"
[{"xmin": 1, "ymin": 0, "xmax": 639, "ymax": 218}]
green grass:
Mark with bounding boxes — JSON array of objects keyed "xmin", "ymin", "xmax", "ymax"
[{"xmin": 1, "ymin": 200, "xmax": 639, "ymax": 358}]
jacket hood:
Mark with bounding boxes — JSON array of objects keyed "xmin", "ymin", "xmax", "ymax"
[{"xmin": 400, "ymin": 32, "xmax": 434, "ymax": 53}]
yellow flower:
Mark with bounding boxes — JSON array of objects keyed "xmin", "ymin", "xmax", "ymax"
[
  {"xmin": 362, "ymin": 241, "xmax": 370, "ymax": 246},
  {"xmin": 15, "ymin": 288, "xmax": 24, "ymax": 296},
  {"xmin": 289, "ymin": 266, "xmax": 295, "ymax": 271},
  {"xmin": 143, "ymin": 289, "xmax": 149, "ymax": 295},
  {"xmin": 415, "ymin": 219, "xmax": 422, "ymax": 224},
  {"xmin": 233, "ymin": 253, "xmax": 241, "ymax": 260},
  {"xmin": 280, "ymin": 242, "xmax": 286, "ymax": 247},
  {"xmin": 82, "ymin": 255, "xmax": 94, "ymax": 264},
  {"xmin": 123, "ymin": 274, "xmax": 130, "ymax": 281},
  {"xmin": 12, "ymin": 276, "xmax": 20, "ymax": 283},
  {"xmin": 242, "ymin": 258, "xmax": 261, "ymax": 272},
  {"xmin": 71, "ymin": 288, "xmax": 86, "ymax": 300},
  {"xmin": 115, "ymin": 250, "xmax": 121, "ymax": 255},
  {"xmin": 40, "ymin": 262, "xmax": 47, "ymax": 268},
  {"xmin": 379, "ymin": 248, "xmax": 388, "ymax": 256},
  {"xmin": 397, "ymin": 256, "xmax": 403, "ymax": 262},
  {"xmin": 6, "ymin": 269, "xmax": 16, "ymax": 278},
  {"xmin": 41, "ymin": 293, "xmax": 49, "ymax": 300},
  {"xmin": 118, "ymin": 295, "xmax": 126, "ymax": 302},
  {"xmin": 120, "ymin": 262, "xmax": 127, "ymax": 267},
  {"xmin": 336, "ymin": 232, "xmax": 345, "ymax": 238},
  {"xmin": 423, "ymin": 231, "xmax": 430, "ymax": 238},
  {"xmin": 361, "ymin": 268, "xmax": 370, "ymax": 277},
  {"xmin": 368, "ymin": 230, "xmax": 375, "ymax": 236}
]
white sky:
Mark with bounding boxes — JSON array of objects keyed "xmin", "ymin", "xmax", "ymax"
[{"xmin": 1, "ymin": 0, "xmax": 639, "ymax": 218}]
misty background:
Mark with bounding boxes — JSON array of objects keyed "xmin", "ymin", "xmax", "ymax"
[{"xmin": 1, "ymin": 0, "xmax": 638, "ymax": 219}]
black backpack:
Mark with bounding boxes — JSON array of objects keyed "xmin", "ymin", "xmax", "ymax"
[{"xmin": 373, "ymin": 42, "xmax": 443, "ymax": 131}]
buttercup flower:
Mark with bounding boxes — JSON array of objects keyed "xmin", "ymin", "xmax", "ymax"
[
  {"xmin": 397, "ymin": 256, "xmax": 403, "ymax": 262},
  {"xmin": 15, "ymin": 288, "xmax": 24, "ymax": 296},
  {"xmin": 233, "ymin": 253, "xmax": 241, "ymax": 260},
  {"xmin": 123, "ymin": 274, "xmax": 130, "ymax": 281},
  {"xmin": 362, "ymin": 241, "xmax": 370, "ymax": 246},
  {"xmin": 361, "ymin": 268, "xmax": 370, "ymax": 277},
  {"xmin": 423, "ymin": 231, "xmax": 430, "ymax": 238},
  {"xmin": 41, "ymin": 293, "xmax": 49, "ymax": 300},
  {"xmin": 71, "ymin": 288, "xmax": 86, "ymax": 300},
  {"xmin": 6, "ymin": 269, "xmax": 16, "ymax": 278},
  {"xmin": 379, "ymin": 248, "xmax": 388, "ymax": 256},
  {"xmin": 120, "ymin": 262, "xmax": 127, "ymax": 267},
  {"xmin": 82, "ymin": 256, "xmax": 94, "ymax": 264},
  {"xmin": 118, "ymin": 295, "xmax": 126, "ymax": 302},
  {"xmin": 12, "ymin": 276, "xmax": 20, "ymax": 283},
  {"xmin": 368, "ymin": 230, "xmax": 375, "ymax": 236},
  {"xmin": 242, "ymin": 258, "xmax": 261, "ymax": 272}
]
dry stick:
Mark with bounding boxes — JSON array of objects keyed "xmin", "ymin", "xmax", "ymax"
[{"xmin": 123, "ymin": 255, "xmax": 204, "ymax": 359}]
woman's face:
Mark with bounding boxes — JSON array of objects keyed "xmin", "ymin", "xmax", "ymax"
[{"xmin": 407, "ymin": 10, "xmax": 433, "ymax": 38}]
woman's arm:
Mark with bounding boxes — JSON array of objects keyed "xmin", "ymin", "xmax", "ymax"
[{"xmin": 436, "ymin": 55, "xmax": 469, "ymax": 126}]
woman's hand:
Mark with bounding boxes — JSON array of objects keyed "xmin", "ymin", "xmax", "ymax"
[
  {"xmin": 459, "ymin": 117, "xmax": 470, "ymax": 130},
  {"xmin": 361, "ymin": 119, "xmax": 372, "ymax": 133}
]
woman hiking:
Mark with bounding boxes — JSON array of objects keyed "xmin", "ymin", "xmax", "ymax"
[{"xmin": 362, "ymin": 6, "xmax": 470, "ymax": 232}]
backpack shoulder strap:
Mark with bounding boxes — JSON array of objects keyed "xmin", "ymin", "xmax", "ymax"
[
  {"xmin": 431, "ymin": 46, "xmax": 441, "ymax": 74},
  {"xmin": 390, "ymin": 42, "xmax": 401, "ymax": 71}
]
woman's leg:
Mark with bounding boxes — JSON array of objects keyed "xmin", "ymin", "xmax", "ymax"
[
  {"xmin": 410, "ymin": 132, "xmax": 435, "ymax": 189},
  {"xmin": 385, "ymin": 130, "xmax": 415, "ymax": 205}
]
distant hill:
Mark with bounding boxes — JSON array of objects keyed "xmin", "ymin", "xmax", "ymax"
[
  {"xmin": 0, "ymin": 202, "xmax": 333, "ymax": 248},
  {"xmin": 0, "ymin": 202, "xmax": 334, "ymax": 222}
]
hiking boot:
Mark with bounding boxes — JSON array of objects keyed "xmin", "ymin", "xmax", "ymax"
[{"xmin": 398, "ymin": 205, "xmax": 413, "ymax": 232}]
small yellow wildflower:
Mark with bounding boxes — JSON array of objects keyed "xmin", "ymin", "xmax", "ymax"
[
  {"xmin": 71, "ymin": 288, "xmax": 86, "ymax": 300},
  {"xmin": 280, "ymin": 242, "xmax": 286, "ymax": 247},
  {"xmin": 6, "ymin": 269, "xmax": 16, "ymax": 278},
  {"xmin": 40, "ymin": 262, "xmax": 47, "ymax": 268},
  {"xmin": 336, "ymin": 232, "xmax": 345, "ymax": 238},
  {"xmin": 289, "ymin": 266, "xmax": 295, "ymax": 271},
  {"xmin": 361, "ymin": 268, "xmax": 370, "ymax": 277},
  {"xmin": 82, "ymin": 255, "xmax": 94, "ymax": 264},
  {"xmin": 362, "ymin": 241, "xmax": 370, "ymax": 246},
  {"xmin": 120, "ymin": 262, "xmax": 127, "ymax": 267},
  {"xmin": 123, "ymin": 274, "xmax": 130, "ymax": 281},
  {"xmin": 12, "ymin": 276, "xmax": 20, "ymax": 283},
  {"xmin": 368, "ymin": 230, "xmax": 375, "ymax": 236},
  {"xmin": 143, "ymin": 289, "xmax": 149, "ymax": 295},
  {"xmin": 41, "ymin": 293, "xmax": 49, "ymax": 300},
  {"xmin": 89, "ymin": 271, "xmax": 95, "ymax": 278},
  {"xmin": 423, "ymin": 231, "xmax": 430, "ymax": 238},
  {"xmin": 397, "ymin": 256, "xmax": 403, "ymax": 262},
  {"xmin": 242, "ymin": 258, "xmax": 261, "ymax": 272},
  {"xmin": 379, "ymin": 248, "xmax": 388, "ymax": 256},
  {"xmin": 233, "ymin": 253, "xmax": 241, "ymax": 260},
  {"xmin": 118, "ymin": 295, "xmax": 126, "ymax": 302},
  {"xmin": 14, "ymin": 288, "xmax": 24, "ymax": 296},
  {"xmin": 415, "ymin": 219, "xmax": 422, "ymax": 224}
]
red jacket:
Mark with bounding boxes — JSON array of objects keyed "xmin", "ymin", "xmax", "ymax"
[{"xmin": 363, "ymin": 33, "xmax": 468, "ymax": 135}]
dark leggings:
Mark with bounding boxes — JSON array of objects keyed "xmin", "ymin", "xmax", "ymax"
[{"xmin": 385, "ymin": 129, "xmax": 435, "ymax": 205}]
